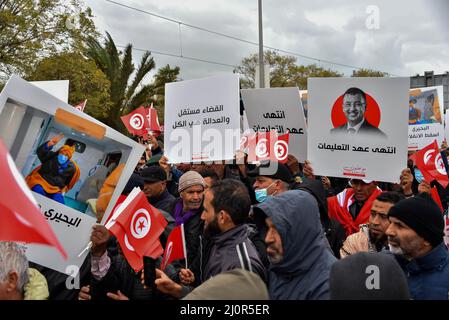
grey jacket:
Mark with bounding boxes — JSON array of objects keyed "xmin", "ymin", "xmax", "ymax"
[{"xmin": 202, "ymin": 224, "xmax": 266, "ymax": 283}]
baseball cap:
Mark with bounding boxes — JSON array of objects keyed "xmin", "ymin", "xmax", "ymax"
[
  {"xmin": 247, "ymin": 161, "xmax": 293, "ymax": 183},
  {"xmin": 140, "ymin": 166, "xmax": 167, "ymax": 183}
]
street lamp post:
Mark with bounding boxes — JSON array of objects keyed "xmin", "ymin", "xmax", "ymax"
[{"xmin": 258, "ymin": 0, "xmax": 264, "ymax": 88}]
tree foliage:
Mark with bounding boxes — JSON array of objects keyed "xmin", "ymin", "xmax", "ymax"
[
  {"xmin": 27, "ymin": 52, "xmax": 112, "ymax": 121},
  {"xmin": 234, "ymin": 50, "xmax": 343, "ymax": 89},
  {"xmin": 0, "ymin": 0, "xmax": 98, "ymax": 80},
  {"xmin": 86, "ymin": 32, "xmax": 156, "ymax": 130}
]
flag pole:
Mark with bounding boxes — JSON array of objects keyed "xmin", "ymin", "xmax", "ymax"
[{"xmin": 181, "ymin": 223, "xmax": 188, "ymax": 269}]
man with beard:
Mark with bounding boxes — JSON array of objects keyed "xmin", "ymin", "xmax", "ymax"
[
  {"xmin": 154, "ymin": 179, "xmax": 266, "ymax": 299},
  {"xmin": 253, "ymin": 190, "xmax": 336, "ymax": 299},
  {"xmin": 340, "ymin": 192, "xmax": 405, "ymax": 257},
  {"xmin": 386, "ymin": 193, "xmax": 449, "ymax": 299}
]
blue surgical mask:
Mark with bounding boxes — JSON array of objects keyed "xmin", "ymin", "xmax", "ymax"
[
  {"xmin": 414, "ymin": 168, "xmax": 424, "ymax": 184},
  {"xmin": 58, "ymin": 154, "xmax": 68, "ymax": 165},
  {"xmin": 255, "ymin": 181, "xmax": 276, "ymax": 203}
]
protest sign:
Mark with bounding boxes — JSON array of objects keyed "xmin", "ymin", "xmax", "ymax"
[
  {"xmin": 408, "ymin": 86, "xmax": 444, "ymax": 151},
  {"xmin": 0, "ymin": 75, "xmax": 145, "ymax": 273},
  {"xmin": 164, "ymin": 74, "xmax": 240, "ymax": 163},
  {"xmin": 242, "ymin": 87, "xmax": 307, "ymax": 162},
  {"xmin": 307, "ymin": 77, "xmax": 409, "ymax": 182},
  {"xmin": 24, "ymin": 193, "xmax": 97, "ymax": 276}
]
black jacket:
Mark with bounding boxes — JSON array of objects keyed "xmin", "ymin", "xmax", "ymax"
[
  {"xmin": 295, "ymin": 178, "xmax": 346, "ymax": 258},
  {"xmin": 36, "ymin": 142, "xmax": 76, "ymax": 189}
]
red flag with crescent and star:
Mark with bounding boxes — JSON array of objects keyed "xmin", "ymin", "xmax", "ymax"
[{"xmin": 415, "ymin": 140, "xmax": 449, "ymax": 188}]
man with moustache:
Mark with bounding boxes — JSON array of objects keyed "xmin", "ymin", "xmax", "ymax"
[
  {"xmin": 154, "ymin": 179, "xmax": 266, "ymax": 299},
  {"xmin": 386, "ymin": 193, "xmax": 449, "ymax": 299},
  {"xmin": 340, "ymin": 192, "xmax": 405, "ymax": 257}
]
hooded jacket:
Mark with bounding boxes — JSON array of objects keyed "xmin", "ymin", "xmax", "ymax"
[
  {"xmin": 254, "ymin": 190, "xmax": 336, "ymax": 300},
  {"xmin": 296, "ymin": 179, "xmax": 346, "ymax": 258}
]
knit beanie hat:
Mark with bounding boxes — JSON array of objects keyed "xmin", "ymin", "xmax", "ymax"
[
  {"xmin": 388, "ymin": 193, "xmax": 444, "ymax": 247},
  {"xmin": 178, "ymin": 170, "xmax": 205, "ymax": 193}
]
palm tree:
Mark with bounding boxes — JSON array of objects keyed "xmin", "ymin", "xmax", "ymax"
[{"xmin": 86, "ymin": 32, "xmax": 155, "ymax": 130}]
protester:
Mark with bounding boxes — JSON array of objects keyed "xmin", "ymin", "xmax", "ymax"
[
  {"xmin": 140, "ymin": 166, "xmax": 176, "ymax": 213},
  {"xmin": 386, "ymin": 193, "xmax": 449, "ymax": 299},
  {"xmin": 168, "ymin": 171, "xmax": 206, "ymax": 266},
  {"xmin": 154, "ymin": 179, "xmax": 266, "ymax": 299},
  {"xmin": 248, "ymin": 161, "xmax": 293, "ymax": 203},
  {"xmin": 340, "ymin": 191, "xmax": 405, "ymax": 257},
  {"xmin": 330, "ymin": 252, "xmax": 410, "ymax": 300},
  {"xmin": 198, "ymin": 168, "xmax": 220, "ymax": 190},
  {"xmin": 0, "ymin": 242, "xmax": 49, "ymax": 300},
  {"xmin": 25, "ymin": 133, "xmax": 80, "ymax": 204},
  {"xmin": 253, "ymin": 190, "xmax": 337, "ymax": 299},
  {"xmin": 297, "ymin": 179, "xmax": 346, "ymax": 258}
]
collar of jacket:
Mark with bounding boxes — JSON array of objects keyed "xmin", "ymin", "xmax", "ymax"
[
  {"xmin": 400, "ymin": 242, "xmax": 449, "ymax": 274},
  {"xmin": 149, "ymin": 189, "xmax": 171, "ymax": 204},
  {"xmin": 212, "ymin": 224, "xmax": 248, "ymax": 247}
]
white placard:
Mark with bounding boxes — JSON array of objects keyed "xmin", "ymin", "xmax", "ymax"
[
  {"xmin": 164, "ymin": 74, "xmax": 241, "ymax": 163},
  {"xmin": 307, "ymin": 77, "xmax": 409, "ymax": 183},
  {"xmin": 241, "ymin": 87, "xmax": 308, "ymax": 162},
  {"xmin": 0, "ymin": 75, "xmax": 145, "ymax": 273},
  {"xmin": 30, "ymin": 80, "xmax": 69, "ymax": 103},
  {"xmin": 408, "ymin": 86, "xmax": 445, "ymax": 151},
  {"xmin": 24, "ymin": 193, "xmax": 97, "ymax": 276}
]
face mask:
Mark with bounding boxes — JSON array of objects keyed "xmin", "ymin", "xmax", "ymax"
[
  {"xmin": 414, "ymin": 168, "xmax": 424, "ymax": 184},
  {"xmin": 58, "ymin": 154, "xmax": 68, "ymax": 165},
  {"xmin": 255, "ymin": 181, "xmax": 276, "ymax": 203}
]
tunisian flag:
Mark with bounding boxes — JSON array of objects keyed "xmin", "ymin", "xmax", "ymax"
[
  {"xmin": 121, "ymin": 106, "xmax": 150, "ymax": 136},
  {"xmin": 247, "ymin": 131, "xmax": 290, "ymax": 164},
  {"xmin": 146, "ymin": 103, "xmax": 162, "ymax": 133},
  {"xmin": 106, "ymin": 188, "xmax": 166, "ymax": 271},
  {"xmin": 415, "ymin": 140, "xmax": 449, "ymax": 188},
  {"xmin": 0, "ymin": 140, "xmax": 66, "ymax": 258},
  {"xmin": 160, "ymin": 224, "xmax": 187, "ymax": 270}
]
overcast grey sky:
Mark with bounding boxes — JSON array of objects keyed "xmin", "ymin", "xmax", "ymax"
[{"xmin": 85, "ymin": 0, "xmax": 449, "ymax": 81}]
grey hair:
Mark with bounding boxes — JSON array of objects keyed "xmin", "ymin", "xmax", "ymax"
[{"xmin": 0, "ymin": 242, "xmax": 29, "ymax": 294}]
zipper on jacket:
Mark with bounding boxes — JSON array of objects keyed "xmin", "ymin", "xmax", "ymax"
[{"xmin": 199, "ymin": 235, "xmax": 203, "ymax": 283}]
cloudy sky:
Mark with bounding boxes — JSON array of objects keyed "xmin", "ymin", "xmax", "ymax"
[{"xmin": 84, "ymin": 0, "xmax": 449, "ymax": 81}]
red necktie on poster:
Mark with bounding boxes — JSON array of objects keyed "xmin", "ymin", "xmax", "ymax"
[
  {"xmin": 121, "ymin": 106, "xmax": 151, "ymax": 136},
  {"xmin": 415, "ymin": 140, "xmax": 449, "ymax": 188},
  {"xmin": 0, "ymin": 139, "xmax": 67, "ymax": 259},
  {"xmin": 160, "ymin": 224, "xmax": 187, "ymax": 271}
]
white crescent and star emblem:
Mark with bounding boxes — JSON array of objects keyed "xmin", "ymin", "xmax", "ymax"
[
  {"xmin": 256, "ymin": 138, "xmax": 269, "ymax": 158},
  {"xmin": 274, "ymin": 140, "xmax": 288, "ymax": 161},
  {"xmin": 130, "ymin": 114, "xmax": 145, "ymax": 130},
  {"xmin": 130, "ymin": 209, "xmax": 151, "ymax": 239}
]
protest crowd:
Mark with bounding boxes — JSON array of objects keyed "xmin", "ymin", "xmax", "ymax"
[
  {"xmin": 1, "ymin": 132, "xmax": 449, "ymax": 301},
  {"xmin": 1, "ymin": 76, "xmax": 449, "ymax": 302}
]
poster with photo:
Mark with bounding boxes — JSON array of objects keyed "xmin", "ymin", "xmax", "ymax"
[
  {"xmin": 408, "ymin": 86, "xmax": 444, "ymax": 151},
  {"xmin": 307, "ymin": 77, "xmax": 409, "ymax": 182}
]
